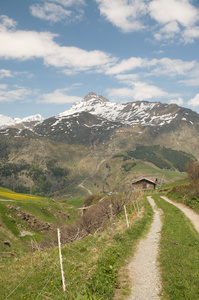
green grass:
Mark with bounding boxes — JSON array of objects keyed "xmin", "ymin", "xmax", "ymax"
[
  {"xmin": 166, "ymin": 184, "xmax": 199, "ymax": 214},
  {"xmin": 0, "ymin": 187, "xmax": 73, "ymax": 224},
  {"xmin": 64, "ymin": 197, "xmax": 85, "ymax": 207},
  {"xmin": 159, "ymin": 180, "xmax": 189, "ymax": 189},
  {"xmin": 1, "ymin": 196, "xmax": 153, "ymax": 300},
  {"xmin": 153, "ymin": 194, "xmax": 199, "ymax": 299},
  {"xmin": 131, "ymin": 163, "xmax": 186, "ymax": 180},
  {"xmin": 0, "ymin": 187, "xmax": 81, "ymax": 254}
]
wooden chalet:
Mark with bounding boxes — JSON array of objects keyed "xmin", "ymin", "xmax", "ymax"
[{"xmin": 132, "ymin": 177, "xmax": 158, "ymax": 191}]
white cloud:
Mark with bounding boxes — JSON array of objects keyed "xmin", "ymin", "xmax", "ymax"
[
  {"xmin": 179, "ymin": 78, "xmax": 199, "ymax": 87},
  {"xmin": 30, "ymin": 0, "xmax": 85, "ymax": 23},
  {"xmin": 149, "ymin": 0, "xmax": 199, "ymax": 43},
  {"xmin": 154, "ymin": 21, "xmax": 180, "ymax": 41},
  {"xmin": 30, "ymin": 2, "xmax": 72, "ymax": 23},
  {"xmin": 96, "ymin": 0, "xmax": 147, "ymax": 32},
  {"xmin": 0, "ymin": 16, "xmax": 116, "ymax": 72},
  {"xmin": 106, "ymin": 57, "xmax": 146, "ymax": 75},
  {"xmin": 115, "ymin": 73, "xmax": 140, "ymax": 84},
  {"xmin": 95, "ymin": 0, "xmax": 199, "ymax": 43},
  {"xmin": 0, "ymin": 84, "xmax": 7, "ymax": 90},
  {"xmin": 0, "ymin": 84, "xmax": 32, "ymax": 102},
  {"xmin": 106, "ymin": 56, "xmax": 197, "ymax": 79},
  {"xmin": 38, "ymin": 88, "xmax": 82, "ymax": 104},
  {"xmin": 169, "ymin": 97, "xmax": 184, "ymax": 105},
  {"xmin": 0, "ymin": 15, "xmax": 17, "ymax": 31},
  {"xmin": 0, "ymin": 69, "xmax": 13, "ymax": 79},
  {"xmin": 107, "ymin": 81, "xmax": 168, "ymax": 101},
  {"xmin": 183, "ymin": 26, "xmax": 199, "ymax": 43},
  {"xmin": 48, "ymin": 0, "xmax": 85, "ymax": 7},
  {"xmin": 149, "ymin": 0, "xmax": 199, "ymax": 27},
  {"xmin": 188, "ymin": 93, "xmax": 199, "ymax": 106},
  {"xmin": 151, "ymin": 58, "xmax": 196, "ymax": 77}
]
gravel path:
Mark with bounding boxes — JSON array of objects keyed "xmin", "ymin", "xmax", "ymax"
[
  {"xmin": 127, "ymin": 196, "xmax": 162, "ymax": 300},
  {"xmin": 161, "ymin": 196, "xmax": 199, "ymax": 233}
]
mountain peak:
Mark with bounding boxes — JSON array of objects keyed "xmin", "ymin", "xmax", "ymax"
[
  {"xmin": 83, "ymin": 92, "xmax": 109, "ymax": 103},
  {"xmin": 0, "ymin": 113, "xmax": 44, "ymax": 129},
  {"xmin": 20, "ymin": 114, "xmax": 44, "ymax": 123}
]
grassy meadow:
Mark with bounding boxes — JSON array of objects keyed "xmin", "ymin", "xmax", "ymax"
[
  {"xmin": 1, "ymin": 195, "xmax": 153, "ymax": 300},
  {"xmin": 1, "ymin": 177, "xmax": 199, "ymax": 300}
]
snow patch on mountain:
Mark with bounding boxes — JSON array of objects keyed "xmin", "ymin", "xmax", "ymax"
[
  {"xmin": 0, "ymin": 114, "xmax": 44, "ymax": 129},
  {"xmin": 20, "ymin": 114, "xmax": 44, "ymax": 123},
  {"xmin": 0, "ymin": 115, "xmax": 16, "ymax": 129}
]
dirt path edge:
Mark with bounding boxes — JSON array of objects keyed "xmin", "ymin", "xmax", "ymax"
[{"xmin": 127, "ymin": 196, "xmax": 162, "ymax": 300}]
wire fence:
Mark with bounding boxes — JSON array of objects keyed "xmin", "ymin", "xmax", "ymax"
[{"xmin": 3, "ymin": 196, "xmax": 143, "ymax": 300}]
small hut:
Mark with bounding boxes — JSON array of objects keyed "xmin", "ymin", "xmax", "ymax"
[{"xmin": 132, "ymin": 177, "xmax": 158, "ymax": 191}]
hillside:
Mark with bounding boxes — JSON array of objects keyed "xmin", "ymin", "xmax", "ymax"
[
  {"xmin": 0, "ymin": 187, "xmax": 84, "ymax": 256},
  {"xmin": 0, "ymin": 92, "xmax": 199, "ymax": 197}
]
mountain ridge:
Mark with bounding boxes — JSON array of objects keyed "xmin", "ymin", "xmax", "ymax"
[
  {"xmin": 0, "ymin": 114, "xmax": 44, "ymax": 129},
  {"xmin": 1, "ymin": 92, "xmax": 199, "ymax": 130}
]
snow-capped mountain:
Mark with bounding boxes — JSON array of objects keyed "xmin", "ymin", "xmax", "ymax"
[
  {"xmin": 1, "ymin": 92, "xmax": 199, "ymax": 146},
  {"xmin": 0, "ymin": 114, "xmax": 44, "ymax": 129},
  {"xmin": 57, "ymin": 92, "xmax": 196, "ymax": 127}
]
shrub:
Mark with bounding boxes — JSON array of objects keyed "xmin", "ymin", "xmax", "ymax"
[{"xmin": 122, "ymin": 162, "xmax": 136, "ymax": 172}]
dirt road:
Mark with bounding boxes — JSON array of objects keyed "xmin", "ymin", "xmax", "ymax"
[{"xmin": 127, "ymin": 196, "xmax": 162, "ymax": 300}]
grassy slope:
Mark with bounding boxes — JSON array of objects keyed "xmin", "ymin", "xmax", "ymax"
[
  {"xmin": 1, "ymin": 196, "xmax": 153, "ymax": 300},
  {"xmin": 153, "ymin": 193, "xmax": 199, "ymax": 300},
  {"xmin": 166, "ymin": 184, "xmax": 199, "ymax": 214},
  {"xmin": 95, "ymin": 158, "xmax": 187, "ymax": 193},
  {"xmin": 0, "ymin": 187, "xmax": 83, "ymax": 254}
]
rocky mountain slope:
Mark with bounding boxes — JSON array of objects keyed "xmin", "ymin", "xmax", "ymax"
[{"xmin": 0, "ymin": 92, "xmax": 199, "ymax": 197}]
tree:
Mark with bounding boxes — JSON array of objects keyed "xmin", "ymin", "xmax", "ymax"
[{"xmin": 185, "ymin": 161, "xmax": 199, "ymax": 196}]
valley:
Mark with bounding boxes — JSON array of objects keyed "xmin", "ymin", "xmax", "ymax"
[{"xmin": 0, "ymin": 93, "xmax": 198, "ymax": 198}]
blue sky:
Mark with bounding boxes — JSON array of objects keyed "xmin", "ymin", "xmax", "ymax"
[{"xmin": 0, "ymin": 0, "xmax": 199, "ymax": 118}]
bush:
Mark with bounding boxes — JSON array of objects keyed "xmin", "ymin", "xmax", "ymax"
[{"xmin": 122, "ymin": 162, "xmax": 136, "ymax": 172}]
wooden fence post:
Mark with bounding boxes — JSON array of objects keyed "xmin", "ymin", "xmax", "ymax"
[
  {"xmin": 130, "ymin": 203, "xmax": 134, "ymax": 220},
  {"xmin": 133, "ymin": 201, "xmax": 137, "ymax": 215},
  {"xmin": 124, "ymin": 205, "xmax": 129, "ymax": 228},
  {"xmin": 109, "ymin": 204, "xmax": 114, "ymax": 236},
  {"xmin": 136, "ymin": 199, "xmax": 140, "ymax": 214},
  {"xmin": 57, "ymin": 229, "xmax": 66, "ymax": 292}
]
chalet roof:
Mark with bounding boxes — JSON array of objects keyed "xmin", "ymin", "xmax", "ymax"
[{"xmin": 132, "ymin": 177, "xmax": 158, "ymax": 185}]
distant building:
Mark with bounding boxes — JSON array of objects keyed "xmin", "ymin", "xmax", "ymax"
[{"xmin": 132, "ymin": 177, "xmax": 158, "ymax": 191}]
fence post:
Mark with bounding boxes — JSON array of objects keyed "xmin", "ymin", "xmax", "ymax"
[
  {"xmin": 130, "ymin": 203, "xmax": 134, "ymax": 221},
  {"xmin": 109, "ymin": 204, "xmax": 114, "ymax": 236},
  {"xmin": 136, "ymin": 199, "xmax": 140, "ymax": 214},
  {"xmin": 124, "ymin": 205, "xmax": 129, "ymax": 228},
  {"xmin": 57, "ymin": 228, "xmax": 66, "ymax": 292},
  {"xmin": 133, "ymin": 201, "xmax": 137, "ymax": 215}
]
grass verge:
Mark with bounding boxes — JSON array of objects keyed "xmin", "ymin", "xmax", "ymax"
[
  {"xmin": 166, "ymin": 184, "xmax": 199, "ymax": 214},
  {"xmin": 153, "ymin": 194, "xmax": 199, "ymax": 300}
]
